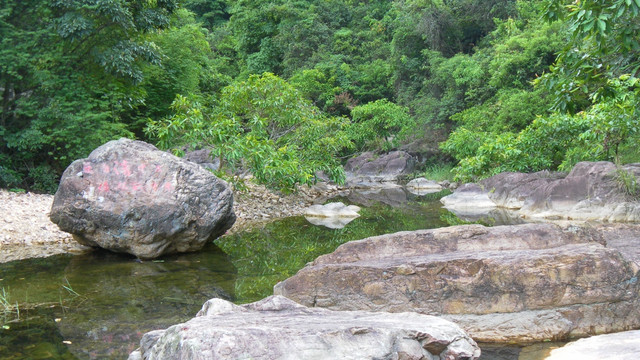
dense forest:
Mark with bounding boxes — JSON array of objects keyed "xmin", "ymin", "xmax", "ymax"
[{"xmin": 1, "ymin": 0, "xmax": 639, "ymax": 193}]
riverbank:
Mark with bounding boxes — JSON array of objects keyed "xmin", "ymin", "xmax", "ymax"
[{"xmin": 0, "ymin": 182, "xmax": 341, "ymax": 263}]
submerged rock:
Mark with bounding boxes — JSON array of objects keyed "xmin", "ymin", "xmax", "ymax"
[
  {"xmin": 128, "ymin": 295, "xmax": 480, "ymax": 360},
  {"xmin": 50, "ymin": 139, "xmax": 235, "ymax": 259},
  {"xmin": 441, "ymin": 161, "xmax": 640, "ymax": 221},
  {"xmin": 546, "ymin": 330, "xmax": 640, "ymax": 360},
  {"xmin": 274, "ymin": 223, "xmax": 640, "ymax": 344}
]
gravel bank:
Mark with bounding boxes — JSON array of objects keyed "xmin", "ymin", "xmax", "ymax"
[{"xmin": 0, "ymin": 183, "xmax": 340, "ymax": 263}]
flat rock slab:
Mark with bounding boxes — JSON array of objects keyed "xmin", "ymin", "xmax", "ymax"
[
  {"xmin": 50, "ymin": 139, "xmax": 235, "ymax": 259},
  {"xmin": 442, "ymin": 161, "xmax": 640, "ymax": 221},
  {"xmin": 274, "ymin": 223, "xmax": 640, "ymax": 343},
  {"xmin": 546, "ymin": 330, "xmax": 640, "ymax": 360},
  {"xmin": 128, "ymin": 295, "xmax": 480, "ymax": 360}
]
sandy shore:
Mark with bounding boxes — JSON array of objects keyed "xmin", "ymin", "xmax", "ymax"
[{"xmin": 0, "ymin": 182, "xmax": 339, "ymax": 263}]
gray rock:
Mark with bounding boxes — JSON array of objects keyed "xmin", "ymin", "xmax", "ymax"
[
  {"xmin": 346, "ymin": 187, "xmax": 410, "ymax": 208},
  {"xmin": 407, "ymin": 177, "xmax": 443, "ymax": 190},
  {"xmin": 442, "ymin": 162, "xmax": 640, "ymax": 221},
  {"xmin": 274, "ymin": 223, "xmax": 640, "ymax": 344},
  {"xmin": 304, "ymin": 216, "xmax": 359, "ymax": 229},
  {"xmin": 128, "ymin": 295, "xmax": 480, "ymax": 360},
  {"xmin": 441, "ymin": 183, "xmax": 497, "ymax": 209},
  {"xmin": 183, "ymin": 148, "xmax": 220, "ymax": 172},
  {"xmin": 546, "ymin": 330, "xmax": 640, "ymax": 360},
  {"xmin": 50, "ymin": 139, "xmax": 235, "ymax": 259},
  {"xmin": 304, "ymin": 202, "xmax": 361, "ymax": 229},
  {"xmin": 406, "ymin": 177, "xmax": 444, "ymax": 195},
  {"xmin": 304, "ymin": 202, "xmax": 361, "ymax": 218},
  {"xmin": 345, "ymin": 151, "xmax": 415, "ymax": 187}
]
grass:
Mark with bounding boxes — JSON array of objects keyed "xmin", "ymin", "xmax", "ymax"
[
  {"xmin": 1, "ymin": 279, "xmax": 84, "ymax": 328},
  {"xmin": 1, "ymin": 287, "xmax": 20, "ymax": 328},
  {"xmin": 614, "ymin": 166, "xmax": 640, "ymax": 200},
  {"xmin": 419, "ymin": 163, "xmax": 455, "ymax": 182}
]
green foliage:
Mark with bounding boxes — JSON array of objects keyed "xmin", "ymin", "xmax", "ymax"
[
  {"xmin": 614, "ymin": 167, "xmax": 640, "ymax": 200},
  {"xmin": 0, "ymin": 0, "xmax": 178, "ymax": 192},
  {"xmin": 147, "ymin": 73, "xmax": 352, "ymax": 192},
  {"xmin": 419, "ymin": 163, "xmax": 455, "ymax": 182},
  {"xmin": 540, "ymin": 0, "xmax": 640, "ymax": 112},
  {"xmin": 5, "ymin": 0, "xmax": 634, "ymax": 193},
  {"xmin": 348, "ymin": 99, "xmax": 412, "ymax": 151},
  {"xmin": 447, "ymin": 75, "xmax": 640, "ymax": 181}
]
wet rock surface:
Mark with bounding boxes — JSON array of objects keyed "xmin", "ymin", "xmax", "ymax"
[
  {"xmin": 275, "ymin": 223, "xmax": 640, "ymax": 343},
  {"xmin": 50, "ymin": 139, "xmax": 236, "ymax": 259},
  {"xmin": 129, "ymin": 295, "xmax": 481, "ymax": 360}
]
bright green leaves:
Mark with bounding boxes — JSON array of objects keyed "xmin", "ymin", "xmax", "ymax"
[
  {"xmin": 348, "ymin": 99, "xmax": 412, "ymax": 152},
  {"xmin": 445, "ymin": 75, "xmax": 640, "ymax": 181},
  {"xmin": 148, "ymin": 74, "xmax": 352, "ymax": 192},
  {"xmin": 0, "ymin": 0, "xmax": 180, "ymax": 192},
  {"xmin": 541, "ymin": 0, "xmax": 640, "ymax": 112}
]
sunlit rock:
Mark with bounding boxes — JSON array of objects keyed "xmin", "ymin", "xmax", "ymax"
[
  {"xmin": 304, "ymin": 202, "xmax": 361, "ymax": 229},
  {"xmin": 442, "ymin": 162, "xmax": 640, "ymax": 221},
  {"xmin": 50, "ymin": 138, "xmax": 235, "ymax": 259},
  {"xmin": 546, "ymin": 330, "xmax": 640, "ymax": 360},
  {"xmin": 128, "ymin": 295, "xmax": 480, "ymax": 360},
  {"xmin": 406, "ymin": 177, "xmax": 443, "ymax": 195},
  {"xmin": 275, "ymin": 223, "xmax": 640, "ymax": 344}
]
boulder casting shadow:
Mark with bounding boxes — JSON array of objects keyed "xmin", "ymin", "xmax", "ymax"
[{"xmin": 50, "ymin": 138, "xmax": 236, "ymax": 259}]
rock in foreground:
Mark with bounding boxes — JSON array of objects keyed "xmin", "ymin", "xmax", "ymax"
[
  {"xmin": 128, "ymin": 295, "xmax": 480, "ymax": 360},
  {"xmin": 274, "ymin": 223, "xmax": 640, "ymax": 343},
  {"xmin": 546, "ymin": 330, "xmax": 640, "ymax": 360},
  {"xmin": 50, "ymin": 139, "xmax": 235, "ymax": 259}
]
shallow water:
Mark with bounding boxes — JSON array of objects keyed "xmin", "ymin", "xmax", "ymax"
[{"xmin": 0, "ymin": 189, "xmax": 559, "ymax": 359}]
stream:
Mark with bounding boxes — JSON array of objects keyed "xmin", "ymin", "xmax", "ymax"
[{"xmin": 0, "ymin": 188, "xmax": 560, "ymax": 359}]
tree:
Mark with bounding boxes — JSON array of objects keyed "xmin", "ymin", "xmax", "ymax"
[
  {"xmin": 348, "ymin": 99, "xmax": 412, "ymax": 151},
  {"xmin": 0, "ymin": 0, "xmax": 179, "ymax": 192},
  {"xmin": 540, "ymin": 0, "xmax": 640, "ymax": 112},
  {"xmin": 147, "ymin": 73, "xmax": 352, "ymax": 191}
]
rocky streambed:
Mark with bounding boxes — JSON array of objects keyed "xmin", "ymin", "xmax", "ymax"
[{"xmin": 0, "ymin": 182, "xmax": 341, "ymax": 264}]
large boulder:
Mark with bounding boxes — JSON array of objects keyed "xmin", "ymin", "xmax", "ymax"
[
  {"xmin": 50, "ymin": 139, "xmax": 235, "ymax": 259},
  {"xmin": 441, "ymin": 162, "xmax": 640, "ymax": 221},
  {"xmin": 128, "ymin": 295, "xmax": 480, "ymax": 360},
  {"xmin": 344, "ymin": 151, "xmax": 415, "ymax": 187},
  {"xmin": 274, "ymin": 223, "xmax": 640, "ymax": 343},
  {"xmin": 546, "ymin": 330, "xmax": 640, "ymax": 360}
]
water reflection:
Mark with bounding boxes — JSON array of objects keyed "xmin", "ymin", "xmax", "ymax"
[{"xmin": 0, "ymin": 243, "xmax": 235, "ymax": 359}]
